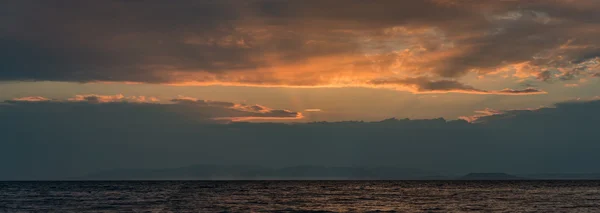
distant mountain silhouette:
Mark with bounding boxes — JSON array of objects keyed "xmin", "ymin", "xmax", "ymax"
[
  {"xmin": 459, "ymin": 173, "xmax": 523, "ymax": 180},
  {"xmin": 80, "ymin": 165, "xmax": 446, "ymax": 180},
  {"xmin": 65, "ymin": 167, "xmax": 600, "ymax": 181}
]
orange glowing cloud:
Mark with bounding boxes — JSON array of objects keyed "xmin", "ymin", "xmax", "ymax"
[
  {"xmin": 68, "ymin": 94, "xmax": 160, "ymax": 103},
  {"xmin": 11, "ymin": 96, "xmax": 51, "ymax": 102},
  {"xmin": 459, "ymin": 108, "xmax": 504, "ymax": 123},
  {"xmin": 305, "ymin": 109, "xmax": 323, "ymax": 112},
  {"xmin": 3, "ymin": 0, "xmax": 600, "ymax": 96}
]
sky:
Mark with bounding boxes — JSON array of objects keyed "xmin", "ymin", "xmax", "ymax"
[
  {"xmin": 1, "ymin": 0, "xmax": 600, "ymax": 179},
  {"xmin": 1, "ymin": 0, "xmax": 599, "ymax": 122}
]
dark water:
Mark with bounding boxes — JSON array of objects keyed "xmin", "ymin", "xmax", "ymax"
[{"xmin": 2, "ymin": 181, "xmax": 600, "ymax": 212}]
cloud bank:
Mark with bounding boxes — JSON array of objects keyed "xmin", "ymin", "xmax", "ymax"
[
  {"xmin": 2, "ymin": 97, "xmax": 600, "ymax": 179},
  {"xmin": 4, "ymin": 95, "xmax": 302, "ymax": 123},
  {"xmin": 3, "ymin": 0, "xmax": 598, "ymax": 93},
  {"xmin": 368, "ymin": 77, "xmax": 546, "ymax": 95}
]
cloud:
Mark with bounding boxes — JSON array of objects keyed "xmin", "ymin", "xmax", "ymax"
[
  {"xmin": 68, "ymin": 94, "xmax": 160, "ymax": 103},
  {"xmin": 368, "ymin": 77, "xmax": 546, "ymax": 95},
  {"xmin": 459, "ymin": 106, "xmax": 551, "ymax": 124},
  {"xmin": 460, "ymin": 98, "xmax": 600, "ymax": 124},
  {"xmin": 2, "ymin": 95, "xmax": 301, "ymax": 123},
  {"xmin": 9, "ymin": 96, "xmax": 50, "ymax": 102},
  {"xmin": 170, "ymin": 96, "xmax": 235, "ymax": 108},
  {"xmin": 1, "ymin": 0, "xmax": 599, "ymax": 91},
  {"xmin": 305, "ymin": 109, "xmax": 323, "ymax": 112},
  {"xmin": 215, "ymin": 109, "xmax": 302, "ymax": 122},
  {"xmin": 536, "ymin": 71, "xmax": 552, "ymax": 82},
  {"xmin": 3, "ymin": 98, "xmax": 600, "ymax": 179},
  {"xmin": 167, "ymin": 96, "xmax": 303, "ymax": 121},
  {"xmin": 564, "ymin": 84, "xmax": 579, "ymax": 87},
  {"xmin": 458, "ymin": 108, "xmax": 504, "ymax": 123},
  {"xmin": 494, "ymin": 88, "xmax": 546, "ymax": 95}
]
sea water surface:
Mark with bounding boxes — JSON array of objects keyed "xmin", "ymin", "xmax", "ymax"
[{"xmin": 1, "ymin": 181, "xmax": 600, "ymax": 212}]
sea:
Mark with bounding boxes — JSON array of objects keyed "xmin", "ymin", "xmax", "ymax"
[{"xmin": 1, "ymin": 181, "xmax": 600, "ymax": 212}]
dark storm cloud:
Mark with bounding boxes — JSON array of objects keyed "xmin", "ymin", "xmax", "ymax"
[
  {"xmin": 1, "ymin": 0, "xmax": 599, "ymax": 86},
  {"xmin": 0, "ymin": 0, "xmax": 259, "ymax": 82},
  {"xmin": 253, "ymin": 0, "xmax": 473, "ymax": 27},
  {"xmin": 2, "ymin": 97, "xmax": 600, "ymax": 179}
]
